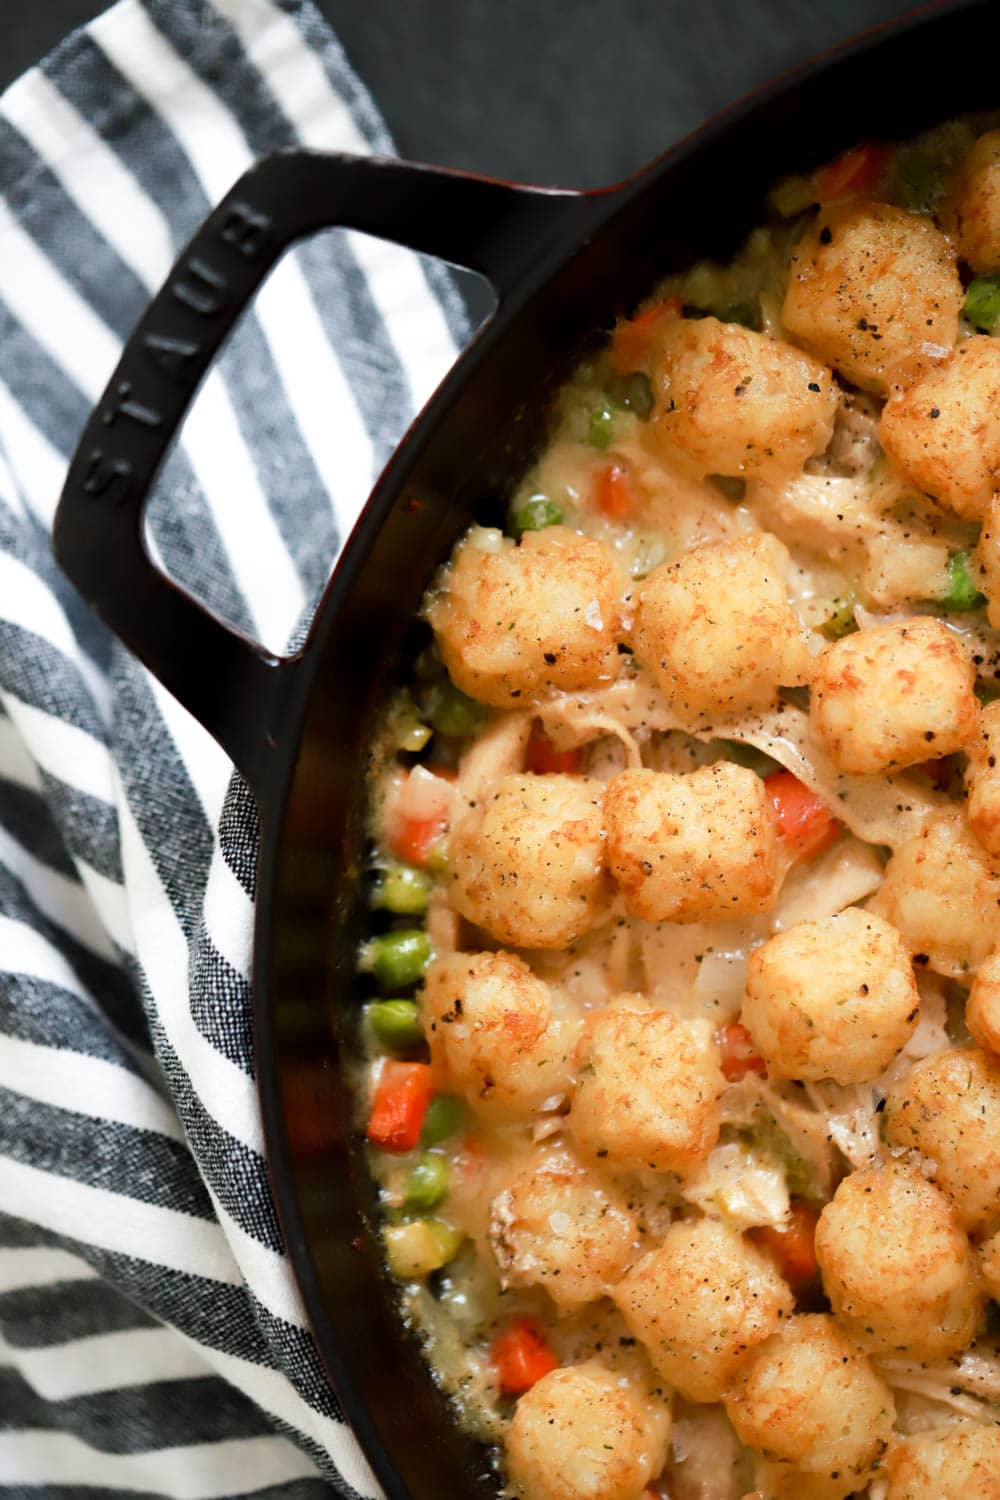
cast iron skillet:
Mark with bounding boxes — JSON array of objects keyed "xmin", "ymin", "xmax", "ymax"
[{"xmin": 53, "ymin": 2, "xmax": 994, "ymax": 1493}]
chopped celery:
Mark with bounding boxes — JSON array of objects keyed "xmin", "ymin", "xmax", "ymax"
[
  {"xmin": 403, "ymin": 1153, "xmax": 450, "ymax": 1210},
  {"xmin": 371, "ymin": 862, "xmax": 432, "ymax": 915},
  {"xmin": 587, "ymin": 400, "xmax": 616, "ymax": 450},
  {"xmin": 819, "ymin": 595, "xmax": 858, "ymax": 640},
  {"xmin": 368, "ymin": 1000, "xmax": 423, "ymax": 1050},
  {"xmin": 605, "ymin": 371, "xmax": 654, "ymax": 420},
  {"xmin": 739, "ymin": 1119, "xmax": 817, "ymax": 1201},
  {"xmin": 395, "ymin": 715, "xmax": 432, "ymax": 753},
  {"xmin": 941, "ymin": 550, "xmax": 985, "ymax": 612},
  {"xmin": 964, "ymin": 276, "xmax": 1000, "ymax": 333},
  {"xmin": 383, "ymin": 1218, "xmax": 461, "ymax": 1279},
  {"xmin": 424, "ymin": 1218, "xmax": 463, "ymax": 1264},
  {"xmin": 421, "ymin": 1094, "xmax": 466, "ymax": 1146},
  {"xmin": 509, "ymin": 496, "xmax": 564, "ymax": 535}
]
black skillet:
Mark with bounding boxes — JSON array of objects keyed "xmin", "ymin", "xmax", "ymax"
[{"xmin": 53, "ymin": 2, "xmax": 993, "ymax": 1493}]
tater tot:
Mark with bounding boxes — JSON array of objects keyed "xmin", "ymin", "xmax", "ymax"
[
  {"xmin": 752, "ymin": 1459, "xmax": 861, "ymax": 1500},
  {"xmin": 814, "ymin": 1159, "xmax": 981, "ymax": 1359},
  {"xmin": 488, "ymin": 1148, "xmax": 639, "ymax": 1308},
  {"xmin": 448, "ymin": 774, "xmax": 610, "ymax": 948},
  {"xmin": 967, "ymin": 951, "xmax": 1000, "ymax": 1056},
  {"xmin": 612, "ymin": 1218, "xmax": 793, "ymax": 1403},
  {"xmin": 976, "ymin": 494, "xmax": 1000, "ymax": 631},
  {"xmin": 648, "ymin": 316, "xmax": 838, "ymax": 482},
  {"xmin": 422, "ymin": 951, "xmax": 577, "ymax": 1117},
  {"xmin": 604, "ymin": 764, "xmax": 780, "ymax": 924},
  {"xmin": 978, "ymin": 1225, "xmax": 1000, "ymax": 1300},
  {"xmin": 810, "ymin": 617, "xmax": 978, "ymax": 775},
  {"xmin": 880, "ymin": 337, "xmax": 1000, "ymax": 520},
  {"xmin": 505, "ymin": 1362, "xmax": 670, "ymax": 1500},
  {"xmin": 966, "ymin": 700, "xmax": 1000, "ymax": 860},
  {"xmin": 742, "ymin": 908, "xmax": 919, "ymax": 1084},
  {"xmin": 632, "ymin": 533, "xmax": 811, "ymax": 720},
  {"xmin": 781, "ymin": 203, "xmax": 962, "ymax": 394},
  {"xmin": 870, "ymin": 812, "xmax": 1000, "ymax": 977},
  {"xmin": 427, "ymin": 526, "xmax": 623, "ymax": 709},
  {"xmin": 943, "ymin": 130, "xmax": 1000, "ymax": 273},
  {"xmin": 568, "ymin": 1000, "xmax": 725, "ymax": 1176},
  {"xmin": 725, "ymin": 1315, "xmax": 894, "ymax": 1493},
  {"xmin": 885, "ymin": 1047, "xmax": 1000, "ymax": 1232},
  {"xmin": 887, "ymin": 1424, "xmax": 1000, "ymax": 1500}
]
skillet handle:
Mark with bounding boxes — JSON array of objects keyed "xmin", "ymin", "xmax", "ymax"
[{"xmin": 52, "ymin": 151, "xmax": 585, "ymax": 795}]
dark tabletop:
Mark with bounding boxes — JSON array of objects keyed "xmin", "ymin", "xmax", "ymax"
[{"xmin": 8, "ymin": 1, "xmax": 918, "ymax": 189}]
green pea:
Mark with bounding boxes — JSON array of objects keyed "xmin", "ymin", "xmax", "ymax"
[
  {"xmin": 421, "ymin": 1094, "xmax": 466, "ymax": 1146},
  {"xmin": 605, "ymin": 371, "xmax": 654, "ymax": 421},
  {"xmin": 372, "ymin": 862, "xmax": 432, "ymax": 915},
  {"xmin": 403, "ymin": 1152, "xmax": 450, "ymax": 1211},
  {"xmin": 509, "ymin": 496, "xmax": 564, "ymax": 535},
  {"xmin": 820, "ymin": 595, "xmax": 858, "ymax": 640},
  {"xmin": 422, "ymin": 680, "xmax": 485, "ymax": 738},
  {"xmin": 941, "ymin": 550, "xmax": 986, "ymax": 612},
  {"xmin": 964, "ymin": 276, "xmax": 1000, "ymax": 333},
  {"xmin": 368, "ymin": 1000, "xmax": 423, "ymax": 1049},
  {"xmin": 366, "ymin": 929, "xmax": 432, "ymax": 990},
  {"xmin": 587, "ymin": 400, "xmax": 616, "ymax": 450}
]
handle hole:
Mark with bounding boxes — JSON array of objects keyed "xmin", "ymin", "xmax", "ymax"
[{"xmin": 143, "ymin": 228, "xmax": 495, "ymax": 655}]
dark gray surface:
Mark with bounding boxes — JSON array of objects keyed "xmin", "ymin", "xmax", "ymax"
[{"xmin": 6, "ymin": 0, "xmax": 917, "ymax": 187}]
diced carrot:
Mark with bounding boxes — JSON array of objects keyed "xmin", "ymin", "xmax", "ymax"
[
  {"xmin": 594, "ymin": 461, "xmax": 638, "ymax": 521},
  {"xmin": 491, "ymin": 1316, "xmax": 559, "ymax": 1395},
  {"xmin": 386, "ymin": 767, "xmax": 455, "ymax": 865},
  {"xmin": 389, "ymin": 814, "xmax": 447, "ymax": 867},
  {"xmin": 611, "ymin": 295, "xmax": 682, "ymax": 373},
  {"xmin": 751, "ymin": 1200, "xmax": 820, "ymax": 1288},
  {"xmin": 814, "ymin": 142, "xmax": 891, "ymax": 203},
  {"xmin": 367, "ymin": 1061, "xmax": 434, "ymax": 1153},
  {"xmin": 526, "ymin": 725, "xmax": 583, "ymax": 775},
  {"xmin": 716, "ymin": 1021, "xmax": 767, "ymax": 1083},
  {"xmin": 764, "ymin": 770, "xmax": 841, "ymax": 859}
]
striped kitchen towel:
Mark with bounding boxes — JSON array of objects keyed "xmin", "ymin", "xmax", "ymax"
[{"xmin": 0, "ymin": 0, "xmax": 467, "ymax": 1494}]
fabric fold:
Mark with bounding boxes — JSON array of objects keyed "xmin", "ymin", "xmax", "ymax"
[{"xmin": 0, "ymin": 0, "xmax": 467, "ymax": 1493}]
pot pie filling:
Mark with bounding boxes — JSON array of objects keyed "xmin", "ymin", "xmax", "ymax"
[{"xmin": 358, "ymin": 116, "xmax": 1000, "ymax": 1499}]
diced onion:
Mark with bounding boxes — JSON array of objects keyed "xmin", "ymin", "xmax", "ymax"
[{"xmin": 400, "ymin": 765, "xmax": 456, "ymax": 822}]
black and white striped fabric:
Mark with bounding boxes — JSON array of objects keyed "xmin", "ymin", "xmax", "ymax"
[{"xmin": 0, "ymin": 0, "xmax": 467, "ymax": 1493}]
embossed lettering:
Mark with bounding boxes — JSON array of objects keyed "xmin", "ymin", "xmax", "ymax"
[
  {"xmin": 82, "ymin": 447, "xmax": 132, "ymax": 507},
  {"xmin": 220, "ymin": 200, "xmax": 272, "ymax": 258},
  {"xmin": 144, "ymin": 333, "xmax": 200, "ymax": 380},
  {"xmin": 172, "ymin": 257, "xmax": 227, "ymax": 316},
  {"xmin": 101, "ymin": 380, "xmax": 162, "ymax": 430}
]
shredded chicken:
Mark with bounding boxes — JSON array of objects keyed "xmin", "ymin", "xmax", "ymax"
[
  {"xmin": 808, "ymin": 389, "xmax": 883, "ymax": 479},
  {"xmin": 879, "ymin": 1341, "xmax": 1000, "ymax": 1412},
  {"xmin": 802, "ymin": 1078, "xmax": 885, "ymax": 1170},
  {"xmin": 771, "ymin": 836, "xmax": 884, "ymax": 929},
  {"xmin": 457, "ymin": 710, "xmax": 533, "ymax": 804}
]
